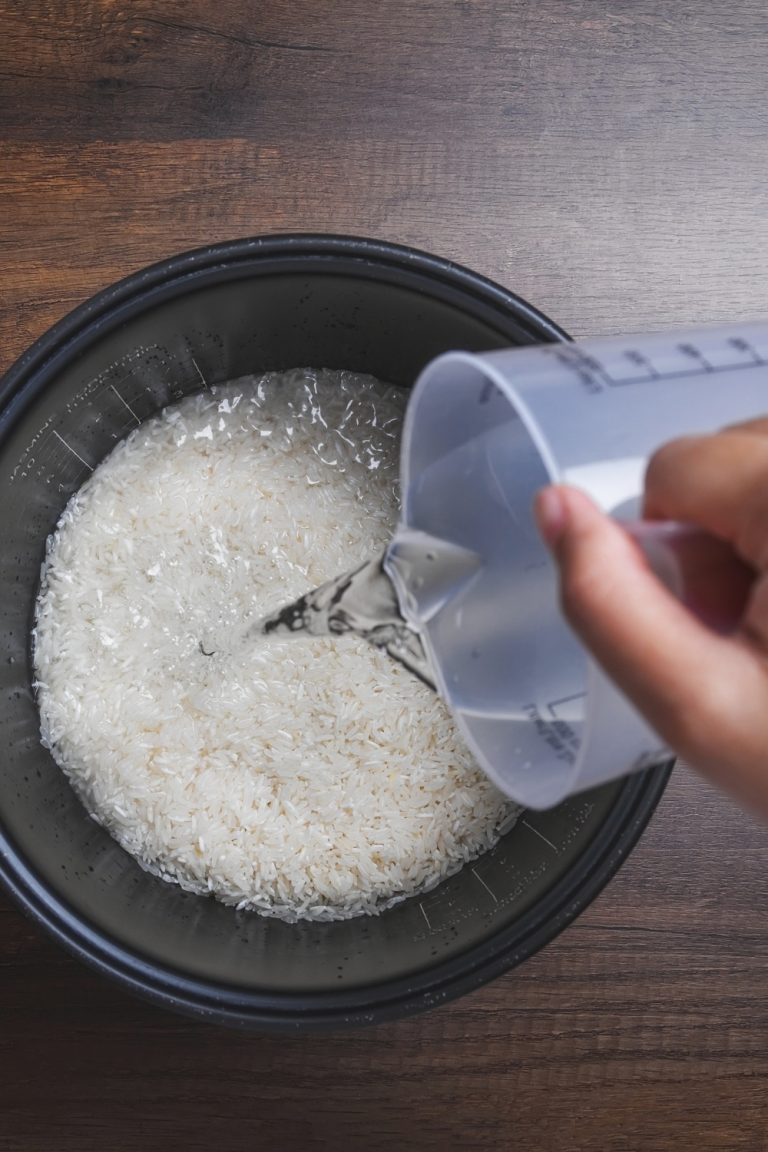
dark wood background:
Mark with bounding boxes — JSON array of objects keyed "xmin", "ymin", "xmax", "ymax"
[{"xmin": 3, "ymin": 2, "xmax": 768, "ymax": 1148}]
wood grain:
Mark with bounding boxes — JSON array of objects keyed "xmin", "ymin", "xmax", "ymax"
[{"xmin": 2, "ymin": 2, "xmax": 768, "ymax": 1148}]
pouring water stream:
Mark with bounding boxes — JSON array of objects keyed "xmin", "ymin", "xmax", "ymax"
[{"xmin": 226, "ymin": 553, "xmax": 436, "ymax": 689}]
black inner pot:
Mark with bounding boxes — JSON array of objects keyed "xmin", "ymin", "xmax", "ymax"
[{"xmin": 0, "ymin": 235, "xmax": 670, "ymax": 1029}]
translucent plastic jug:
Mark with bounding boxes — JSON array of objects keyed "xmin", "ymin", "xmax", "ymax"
[{"xmin": 385, "ymin": 323, "xmax": 768, "ymax": 808}]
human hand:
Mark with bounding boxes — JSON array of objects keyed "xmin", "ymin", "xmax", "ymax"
[{"xmin": 534, "ymin": 418, "xmax": 768, "ymax": 817}]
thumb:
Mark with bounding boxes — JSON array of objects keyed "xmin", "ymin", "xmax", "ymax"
[{"xmin": 532, "ymin": 484, "xmax": 757, "ymax": 770}]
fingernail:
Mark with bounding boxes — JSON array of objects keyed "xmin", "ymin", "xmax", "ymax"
[{"xmin": 534, "ymin": 486, "xmax": 568, "ymax": 549}]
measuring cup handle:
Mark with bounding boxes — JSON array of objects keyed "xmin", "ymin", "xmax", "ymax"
[{"xmin": 625, "ymin": 521, "xmax": 753, "ymax": 634}]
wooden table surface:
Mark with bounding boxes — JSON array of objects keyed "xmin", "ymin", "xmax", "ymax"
[{"xmin": 3, "ymin": 2, "xmax": 768, "ymax": 1148}]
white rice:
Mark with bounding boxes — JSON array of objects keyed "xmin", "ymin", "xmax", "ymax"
[{"xmin": 33, "ymin": 369, "xmax": 516, "ymax": 920}]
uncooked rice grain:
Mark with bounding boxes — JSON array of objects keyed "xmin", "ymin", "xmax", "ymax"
[{"xmin": 33, "ymin": 369, "xmax": 516, "ymax": 920}]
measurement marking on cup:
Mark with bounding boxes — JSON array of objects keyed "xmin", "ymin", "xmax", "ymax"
[
  {"xmin": 419, "ymin": 902, "xmax": 432, "ymax": 930},
  {"xmin": 110, "ymin": 384, "xmax": 141, "ymax": 424},
  {"xmin": 547, "ymin": 692, "xmax": 586, "ymax": 719},
  {"xmin": 52, "ymin": 431, "xmax": 93, "ymax": 471},
  {"xmin": 471, "ymin": 868, "xmax": 499, "ymax": 903},
  {"xmin": 521, "ymin": 819, "xmax": 559, "ymax": 854},
  {"xmin": 623, "ymin": 348, "xmax": 660, "ymax": 378},
  {"xmin": 678, "ymin": 342, "xmax": 713, "ymax": 371},
  {"xmin": 729, "ymin": 336, "xmax": 766, "ymax": 366},
  {"xmin": 605, "ymin": 357, "xmax": 764, "ymax": 388},
  {"xmin": 191, "ymin": 357, "xmax": 210, "ymax": 390}
]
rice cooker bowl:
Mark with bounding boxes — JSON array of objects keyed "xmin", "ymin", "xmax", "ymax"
[{"xmin": 0, "ymin": 234, "xmax": 671, "ymax": 1030}]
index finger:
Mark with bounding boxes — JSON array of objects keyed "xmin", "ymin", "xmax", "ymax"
[
  {"xmin": 643, "ymin": 432, "xmax": 768, "ymax": 571},
  {"xmin": 722, "ymin": 416, "xmax": 768, "ymax": 437}
]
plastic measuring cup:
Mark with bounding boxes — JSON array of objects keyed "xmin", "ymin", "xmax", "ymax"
[{"xmin": 384, "ymin": 322, "xmax": 768, "ymax": 809}]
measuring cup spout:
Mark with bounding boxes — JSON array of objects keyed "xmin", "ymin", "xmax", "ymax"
[{"xmin": 385, "ymin": 529, "xmax": 482, "ymax": 626}]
